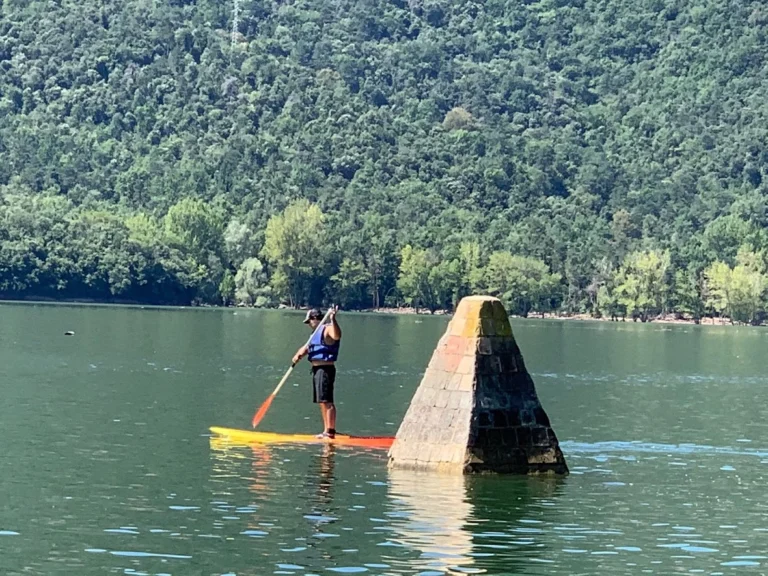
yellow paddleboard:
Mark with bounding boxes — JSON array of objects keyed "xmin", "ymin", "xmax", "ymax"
[{"xmin": 209, "ymin": 426, "xmax": 395, "ymax": 450}]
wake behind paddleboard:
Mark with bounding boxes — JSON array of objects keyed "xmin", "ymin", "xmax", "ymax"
[{"xmin": 209, "ymin": 426, "xmax": 395, "ymax": 450}]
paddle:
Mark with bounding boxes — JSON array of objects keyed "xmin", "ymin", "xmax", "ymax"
[{"xmin": 250, "ymin": 306, "xmax": 334, "ymax": 429}]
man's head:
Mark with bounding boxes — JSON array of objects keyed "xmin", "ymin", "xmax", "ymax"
[{"xmin": 303, "ymin": 308, "xmax": 323, "ymax": 329}]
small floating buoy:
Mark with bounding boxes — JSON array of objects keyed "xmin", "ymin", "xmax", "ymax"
[{"xmin": 64, "ymin": 331, "xmax": 74, "ymax": 336}]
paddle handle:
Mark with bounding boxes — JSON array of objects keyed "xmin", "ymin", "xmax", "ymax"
[{"xmin": 269, "ymin": 363, "xmax": 295, "ymax": 399}]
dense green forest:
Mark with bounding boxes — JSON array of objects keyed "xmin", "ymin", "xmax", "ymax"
[{"xmin": 1, "ymin": 0, "xmax": 768, "ymax": 323}]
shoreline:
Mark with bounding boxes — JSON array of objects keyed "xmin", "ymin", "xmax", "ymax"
[
  {"xmin": 364, "ymin": 307, "xmax": 742, "ymax": 326},
  {"xmin": 0, "ymin": 296, "xmax": 754, "ymax": 327}
]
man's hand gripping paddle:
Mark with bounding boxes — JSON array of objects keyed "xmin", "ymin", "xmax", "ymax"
[{"xmin": 250, "ymin": 306, "xmax": 334, "ymax": 429}]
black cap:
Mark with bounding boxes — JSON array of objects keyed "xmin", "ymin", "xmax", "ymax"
[{"xmin": 303, "ymin": 308, "xmax": 322, "ymax": 323}]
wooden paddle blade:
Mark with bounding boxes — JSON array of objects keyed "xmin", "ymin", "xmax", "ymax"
[{"xmin": 251, "ymin": 395, "xmax": 275, "ymax": 429}]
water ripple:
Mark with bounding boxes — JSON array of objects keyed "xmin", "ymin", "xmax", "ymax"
[{"xmin": 562, "ymin": 440, "xmax": 768, "ymax": 458}]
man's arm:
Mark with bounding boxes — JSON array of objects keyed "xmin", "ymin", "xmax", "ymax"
[
  {"xmin": 292, "ymin": 344, "xmax": 308, "ymax": 365},
  {"xmin": 324, "ymin": 306, "xmax": 341, "ymax": 343}
]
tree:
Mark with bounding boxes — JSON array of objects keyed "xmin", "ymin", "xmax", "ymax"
[
  {"xmin": 261, "ymin": 199, "xmax": 329, "ymax": 307},
  {"xmin": 704, "ymin": 247, "xmax": 767, "ymax": 325},
  {"xmin": 234, "ymin": 257, "xmax": 274, "ymax": 307},
  {"xmin": 125, "ymin": 213, "xmax": 163, "ymax": 248},
  {"xmin": 596, "ymin": 284, "xmax": 622, "ymax": 321},
  {"xmin": 219, "ymin": 270, "xmax": 236, "ymax": 305},
  {"xmin": 613, "ymin": 250, "xmax": 671, "ymax": 321},
  {"xmin": 730, "ymin": 264, "xmax": 766, "ymax": 325},
  {"xmin": 442, "ymin": 107, "xmax": 476, "ymax": 131},
  {"xmin": 164, "ymin": 198, "xmax": 224, "ymax": 261},
  {"xmin": 223, "ymin": 218, "xmax": 258, "ymax": 269},
  {"xmin": 671, "ymin": 266, "xmax": 705, "ymax": 323},
  {"xmin": 360, "ymin": 213, "xmax": 398, "ymax": 309},
  {"xmin": 701, "ymin": 216, "xmax": 755, "ymax": 265},
  {"xmin": 478, "ymin": 252, "xmax": 562, "ymax": 317},
  {"xmin": 429, "ymin": 258, "xmax": 461, "ymax": 312},
  {"xmin": 330, "ymin": 258, "xmax": 371, "ymax": 309},
  {"xmin": 397, "ymin": 245, "xmax": 431, "ymax": 313},
  {"xmin": 164, "ymin": 198, "xmax": 226, "ymax": 303},
  {"xmin": 704, "ymin": 261, "xmax": 736, "ymax": 321},
  {"xmin": 396, "ymin": 245, "xmax": 457, "ymax": 313},
  {"xmin": 455, "ymin": 241, "xmax": 483, "ymax": 302}
]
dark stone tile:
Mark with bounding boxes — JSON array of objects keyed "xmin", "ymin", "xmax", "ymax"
[
  {"xmin": 520, "ymin": 409, "xmax": 535, "ymax": 426},
  {"xmin": 491, "ymin": 410, "xmax": 507, "ymax": 428},
  {"xmin": 488, "ymin": 428, "xmax": 504, "ymax": 447},
  {"xmin": 531, "ymin": 426, "xmax": 549, "ymax": 446},
  {"xmin": 500, "ymin": 353, "xmax": 519, "ymax": 373},
  {"xmin": 534, "ymin": 406, "xmax": 551, "ymax": 427},
  {"xmin": 502, "ymin": 428, "xmax": 518, "ymax": 446}
]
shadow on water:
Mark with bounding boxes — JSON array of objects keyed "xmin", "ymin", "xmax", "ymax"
[{"xmin": 386, "ymin": 468, "xmax": 568, "ymax": 574}]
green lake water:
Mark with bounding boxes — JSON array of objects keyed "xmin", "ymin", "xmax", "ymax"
[{"xmin": 1, "ymin": 302, "xmax": 767, "ymax": 575}]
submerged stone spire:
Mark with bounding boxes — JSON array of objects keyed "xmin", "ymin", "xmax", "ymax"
[{"xmin": 388, "ymin": 295, "xmax": 568, "ymax": 474}]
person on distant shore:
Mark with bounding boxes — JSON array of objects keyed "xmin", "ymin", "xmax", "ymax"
[{"xmin": 292, "ymin": 306, "xmax": 342, "ymax": 439}]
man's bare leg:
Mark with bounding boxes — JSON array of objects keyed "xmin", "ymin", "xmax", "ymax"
[
  {"xmin": 326, "ymin": 403, "xmax": 336, "ymax": 436},
  {"xmin": 317, "ymin": 403, "xmax": 336, "ymax": 437}
]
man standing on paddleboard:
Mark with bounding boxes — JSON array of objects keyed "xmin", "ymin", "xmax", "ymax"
[{"xmin": 292, "ymin": 306, "xmax": 341, "ymax": 439}]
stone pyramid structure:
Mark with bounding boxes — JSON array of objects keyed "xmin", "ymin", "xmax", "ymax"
[{"xmin": 388, "ymin": 295, "xmax": 568, "ymax": 474}]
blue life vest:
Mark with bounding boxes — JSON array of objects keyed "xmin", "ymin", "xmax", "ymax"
[{"xmin": 307, "ymin": 327, "xmax": 340, "ymax": 362}]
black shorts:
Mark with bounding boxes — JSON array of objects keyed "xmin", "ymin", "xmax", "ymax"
[{"xmin": 312, "ymin": 365, "xmax": 336, "ymax": 404}]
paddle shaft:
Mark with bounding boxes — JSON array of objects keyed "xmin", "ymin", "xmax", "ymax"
[{"xmin": 251, "ymin": 306, "xmax": 334, "ymax": 428}]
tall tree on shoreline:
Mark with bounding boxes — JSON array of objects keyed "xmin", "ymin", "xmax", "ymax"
[{"xmin": 261, "ymin": 200, "xmax": 329, "ymax": 307}]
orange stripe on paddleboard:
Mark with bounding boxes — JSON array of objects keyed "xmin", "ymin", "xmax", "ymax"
[{"xmin": 209, "ymin": 427, "xmax": 395, "ymax": 450}]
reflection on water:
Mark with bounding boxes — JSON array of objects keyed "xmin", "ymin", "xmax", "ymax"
[
  {"xmin": 306, "ymin": 444, "xmax": 337, "ymax": 512},
  {"xmin": 386, "ymin": 468, "xmax": 568, "ymax": 575},
  {"xmin": 386, "ymin": 469, "xmax": 477, "ymax": 574}
]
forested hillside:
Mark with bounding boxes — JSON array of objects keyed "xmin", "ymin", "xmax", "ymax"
[{"xmin": 1, "ymin": 0, "xmax": 767, "ymax": 322}]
